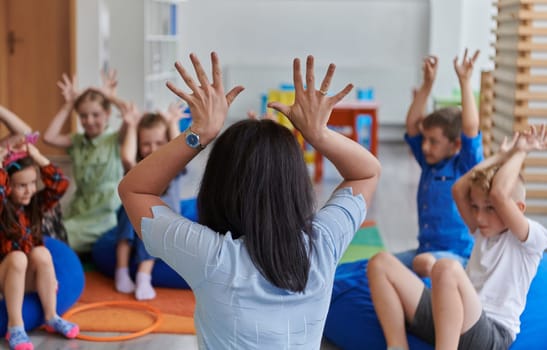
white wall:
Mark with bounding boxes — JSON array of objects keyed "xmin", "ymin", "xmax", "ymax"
[
  {"xmin": 179, "ymin": 0, "xmax": 429, "ymax": 125},
  {"xmin": 428, "ymin": 0, "xmax": 494, "ymax": 108},
  {"xmin": 104, "ymin": 0, "xmax": 145, "ymax": 109},
  {"xmin": 76, "ymin": 0, "xmax": 103, "ymax": 88},
  {"xmin": 77, "ymin": 0, "xmax": 494, "ymax": 130}
]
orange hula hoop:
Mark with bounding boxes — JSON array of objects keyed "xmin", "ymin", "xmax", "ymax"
[{"xmin": 62, "ymin": 300, "xmax": 163, "ymax": 342}]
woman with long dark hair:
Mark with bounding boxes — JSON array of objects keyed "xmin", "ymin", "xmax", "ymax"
[{"xmin": 119, "ymin": 52, "xmax": 381, "ymax": 349}]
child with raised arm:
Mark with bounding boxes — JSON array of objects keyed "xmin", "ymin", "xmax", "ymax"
[
  {"xmin": 118, "ymin": 52, "xmax": 380, "ymax": 349},
  {"xmin": 0, "ymin": 141, "xmax": 79, "ymax": 350},
  {"xmin": 396, "ymin": 49, "xmax": 484, "ymax": 277},
  {"xmin": 43, "ymin": 72, "xmax": 128, "ymax": 253},
  {"xmin": 113, "ymin": 101, "xmax": 183, "ymax": 300},
  {"xmin": 0, "ymin": 106, "xmax": 67, "ymax": 242},
  {"xmin": 368, "ymin": 125, "xmax": 547, "ymax": 350}
]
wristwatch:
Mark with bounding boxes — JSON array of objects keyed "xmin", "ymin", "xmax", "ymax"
[{"xmin": 183, "ymin": 127, "xmax": 205, "ymax": 150}]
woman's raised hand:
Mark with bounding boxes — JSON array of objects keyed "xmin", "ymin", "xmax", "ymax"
[
  {"xmin": 267, "ymin": 55, "xmax": 353, "ymax": 144},
  {"xmin": 166, "ymin": 52, "xmax": 244, "ymax": 145}
]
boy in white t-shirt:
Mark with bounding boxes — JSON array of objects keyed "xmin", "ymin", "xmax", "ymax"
[{"xmin": 367, "ymin": 125, "xmax": 547, "ymax": 349}]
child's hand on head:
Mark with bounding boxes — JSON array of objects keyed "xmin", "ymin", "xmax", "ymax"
[
  {"xmin": 101, "ymin": 68, "xmax": 118, "ymax": 97},
  {"xmin": 247, "ymin": 110, "xmax": 258, "ymax": 120},
  {"xmin": 247, "ymin": 110, "xmax": 277, "ymax": 121},
  {"xmin": 163, "ymin": 101, "xmax": 185, "ymax": 124},
  {"xmin": 453, "ymin": 48, "xmax": 480, "ymax": 82},
  {"xmin": 516, "ymin": 124, "xmax": 547, "ymax": 153},
  {"xmin": 8, "ymin": 134, "xmax": 27, "ymax": 153},
  {"xmin": 0, "ymin": 134, "xmax": 25, "ymax": 149},
  {"xmin": 57, "ymin": 73, "xmax": 79, "ymax": 103},
  {"xmin": 500, "ymin": 132, "xmax": 520, "ymax": 154},
  {"xmin": 120, "ymin": 102, "xmax": 141, "ymax": 127},
  {"xmin": 26, "ymin": 143, "xmax": 41, "ymax": 160},
  {"xmin": 422, "ymin": 55, "xmax": 438, "ymax": 86}
]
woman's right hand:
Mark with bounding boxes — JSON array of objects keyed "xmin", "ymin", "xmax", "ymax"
[
  {"xmin": 166, "ymin": 52, "xmax": 244, "ymax": 146},
  {"xmin": 267, "ymin": 55, "xmax": 353, "ymax": 145}
]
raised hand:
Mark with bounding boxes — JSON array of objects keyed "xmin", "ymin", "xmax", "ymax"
[
  {"xmin": 453, "ymin": 48, "xmax": 480, "ymax": 83},
  {"xmin": 0, "ymin": 134, "xmax": 25, "ymax": 149},
  {"xmin": 422, "ymin": 55, "xmax": 438, "ymax": 87},
  {"xmin": 101, "ymin": 68, "xmax": 118, "ymax": 97},
  {"xmin": 516, "ymin": 124, "xmax": 547, "ymax": 153},
  {"xmin": 57, "ymin": 73, "xmax": 79, "ymax": 103},
  {"xmin": 162, "ymin": 101, "xmax": 185, "ymax": 125},
  {"xmin": 120, "ymin": 102, "xmax": 141, "ymax": 128},
  {"xmin": 247, "ymin": 110, "xmax": 277, "ymax": 121},
  {"xmin": 499, "ymin": 132, "xmax": 520, "ymax": 154},
  {"xmin": 26, "ymin": 143, "xmax": 50, "ymax": 167},
  {"xmin": 267, "ymin": 55, "xmax": 353, "ymax": 142},
  {"xmin": 166, "ymin": 52, "xmax": 244, "ymax": 145}
]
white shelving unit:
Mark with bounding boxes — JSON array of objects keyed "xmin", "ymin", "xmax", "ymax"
[{"xmin": 143, "ymin": 0, "xmax": 184, "ymax": 110}]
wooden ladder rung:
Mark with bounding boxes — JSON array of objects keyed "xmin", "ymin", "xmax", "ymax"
[
  {"xmin": 494, "ymin": 56, "xmax": 547, "ymax": 68},
  {"xmin": 524, "ymin": 205, "xmax": 547, "ymax": 215},
  {"xmin": 494, "ymin": 10, "xmax": 547, "ymax": 21},
  {"xmin": 497, "ymin": 0, "xmax": 547, "ymax": 7},
  {"xmin": 493, "ymin": 70, "xmax": 547, "ymax": 84},
  {"xmin": 514, "ymin": 106, "xmax": 547, "ymax": 116},
  {"xmin": 523, "ymin": 173, "xmax": 547, "ymax": 182},
  {"xmin": 527, "ymin": 189, "xmax": 547, "ymax": 199},
  {"xmin": 526, "ymin": 157, "xmax": 547, "ymax": 167},
  {"xmin": 494, "ymin": 41, "xmax": 547, "ymax": 51}
]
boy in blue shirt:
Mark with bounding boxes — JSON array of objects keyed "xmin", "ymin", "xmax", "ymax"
[{"xmin": 395, "ymin": 49, "xmax": 483, "ymax": 276}]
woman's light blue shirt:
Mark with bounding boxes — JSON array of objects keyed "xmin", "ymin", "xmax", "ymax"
[{"xmin": 142, "ymin": 187, "xmax": 366, "ymax": 349}]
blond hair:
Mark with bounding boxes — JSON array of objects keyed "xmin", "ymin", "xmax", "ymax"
[{"xmin": 470, "ymin": 164, "xmax": 526, "ymax": 202}]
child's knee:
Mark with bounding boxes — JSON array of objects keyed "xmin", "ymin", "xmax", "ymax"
[
  {"xmin": 431, "ymin": 258, "xmax": 463, "ymax": 283},
  {"xmin": 4, "ymin": 251, "xmax": 28, "ymax": 270},
  {"xmin": 29, "ymin": 246, "xmax": 53, "ymax": 265},
  {"xmin": 412, "ymin": 253, "xmax": 435, "ymax": 277},
  {"xmin": 367, "ymin": 251, "xmax": 395, "ymax": 277}
]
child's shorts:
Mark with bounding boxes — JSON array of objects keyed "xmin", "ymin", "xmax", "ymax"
[{"xmin": 407, "ymin": 287, "xmax": 513, "ymax": 350}]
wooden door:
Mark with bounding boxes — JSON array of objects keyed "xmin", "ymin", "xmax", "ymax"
[{"xmin": 0, "ymin": 0, "xmax": 75, "ymax": 156}]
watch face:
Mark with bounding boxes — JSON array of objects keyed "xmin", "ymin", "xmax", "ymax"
[{"xmin": 186, "ymin": 133, "xmax": 200, "ymax": 148}]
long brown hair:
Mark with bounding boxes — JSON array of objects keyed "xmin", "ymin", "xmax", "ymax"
[{"xmin": 0, "ymin": 157, "xmax": 43, "ymax": 245}]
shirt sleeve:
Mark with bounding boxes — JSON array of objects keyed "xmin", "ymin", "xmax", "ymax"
[
  {"xmin": 0, "ymin": 169, "xmax": 8, "ymax": 213},
  {"xmin": 404, "ymin": 133, "xmax": 425, "ymax": 168},
  {"xmin": 37, "ymin": 164, "xmax": 70, "ymax": 212},
  {"xmin": 522, "ymin": 219, "xmax": 547, "ymax": 254},
  {"xmin": 457, "ymin": 132, "xmax": 484, "ymax": 172},
  {"xmin": 313, "ymin": 187, "xmax": 366, "ymax": 263},
  {"xmin": 141, "ymin": 206, "xmax": 223, "ymax": 287}
]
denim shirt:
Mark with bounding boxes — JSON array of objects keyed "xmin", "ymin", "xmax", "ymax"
[{"xmin": 405, "ymin": 132, "xmax": 483, "ymax": 257}]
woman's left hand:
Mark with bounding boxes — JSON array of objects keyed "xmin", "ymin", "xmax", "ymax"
[{"xmin": 267, "ymin": 55, "xmax": 353, "ymax": 144}]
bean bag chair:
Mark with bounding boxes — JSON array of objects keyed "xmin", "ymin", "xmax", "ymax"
[
  {"xmin": 0, "ymin": 237, "xmax": 85, "ymax": 334},
  {"xmin": 91, "ymin": 198, "xmax": 198, "ymax": 290},
  {"xmin": 324, "ymin": 254, "xmax": 547, "ymax": 349}
]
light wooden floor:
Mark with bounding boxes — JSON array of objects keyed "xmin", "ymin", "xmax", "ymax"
[{"xmin": 21, "ymin": 141, "xmax": 419, "ymax": 350}]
